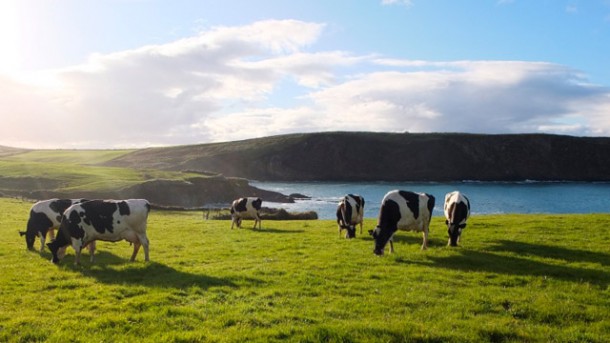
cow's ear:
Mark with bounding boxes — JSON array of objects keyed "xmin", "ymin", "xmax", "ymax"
[
  {"xmin": 19, "ymin": 231, "xmax": 26, "ymax": 236},
  {"xmin": 445, "ymin": 220, "xmax": 449, "ymax": 225},
  {"xmin": 459, "ymin": 224, "xmax": 467, "ymax": 229}
]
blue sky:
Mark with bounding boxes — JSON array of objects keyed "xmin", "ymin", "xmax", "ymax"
[{"xmin": 1, "ymin": 0, "xmax": 609, "ymax": 148}]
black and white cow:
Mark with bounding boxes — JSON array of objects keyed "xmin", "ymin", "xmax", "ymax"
[
  {"xmin": 444, "ymin": 191, "xmax": 471, "ymax": 247},
  {"xmin": 336, "ymin": 194, "xmax": 365, "ymax": 238},
  {"xmin": 230, "ymin": 197, "xmax": 262, "ymax": 230},
  {"xmin": 19, "ymin": 198, "xmax": 86, "ymax": 251},
  {"xmin": 369, "ymin": 190, "xmax": 435, "ymax": 255},
  {"xmin": 47, "ymin": 199, "xmax": 151, "ymax": 265}
]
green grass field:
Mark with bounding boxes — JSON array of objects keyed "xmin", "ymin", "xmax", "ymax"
[
  {"xmin": 0, "ymin": 150, "xmax": 203, "ymax": 193},
  {"xmin": 1, "ymin": 197, "xmax": 609, "ymax": 342}
]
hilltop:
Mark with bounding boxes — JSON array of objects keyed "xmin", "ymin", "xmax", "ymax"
[
  {"xmin": 102, "ymin": 132, "xmax": 610, "ymax": 182},
  {"xmin": 3, "ymin": 132, "xmax": 610, "ymax": 207}
]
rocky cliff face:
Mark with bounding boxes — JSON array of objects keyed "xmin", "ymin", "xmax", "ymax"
[{"xmin": 104, "ymin": 132, "xmax": 610, "ymax": 182}]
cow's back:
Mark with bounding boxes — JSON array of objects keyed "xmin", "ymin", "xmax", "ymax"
[
  {"xmin": 444, "ymin": 191, "xmax": 470, "ymax": 223},
  {"xmin": 384, "ymin": 190, "xmax": 434, "ymax": 232},
  {"xmin": 64, "ymin": 199, "xmax": 150, "ymax": 242}
]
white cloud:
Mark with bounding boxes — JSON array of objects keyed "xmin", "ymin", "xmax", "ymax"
[{"xmin": 0, "ymin": 19, "xmax": 609, "ymax": 149}]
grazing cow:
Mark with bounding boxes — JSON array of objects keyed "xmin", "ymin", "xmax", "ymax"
[
  {"xmin": 47, "ymin": 199, "xmax": 150, "ymax": 265},
  {"xmin": 369, "ymin": 190, "xmax": 435, "ymax": 255},
  {"xmin": 230, "ymin": 197, "xmax": 262, "ymax": 229},
  {"xmin": 336, "ymin": 194, "xmax": 365, "ymax": 238},
  {"xmin": 444, "ymin": 191, "xmax": 471, "ymax": 247},
  {"xmin": 19, "ymin": 198, "xmax": 86, "ymax": 251}
]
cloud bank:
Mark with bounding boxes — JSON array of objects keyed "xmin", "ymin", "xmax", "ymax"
[{"xmin": 1, "ymin": 19, "xmax": 609, "ymax": 148}]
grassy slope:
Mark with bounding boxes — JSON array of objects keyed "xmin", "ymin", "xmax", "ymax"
[
  {"xmin": 1, "ymin": 198, "xmax": 609, "ymax": 342},
  {"xmin": 0, "ymin": 150, "xmax": 200, "ymax": 193}
]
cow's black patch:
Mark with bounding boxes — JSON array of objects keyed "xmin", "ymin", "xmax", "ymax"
[
  {"xmin": 118, "ymin": 201, "xmax": 130, "ymax": 216},
  {"xmin": 48, "ymin": 199, "xmax": 74, "ymax": 216},
  {"xmin": 48, "ymin": 213, "xmax": 78, "ymax": 262},
  {"xmin": 234, "ymin": 198, "xmax": 248, "ymax": 212},
  {"xmin": 251, "ymin": 198, "xmax": 262, "ymax": 211},
  {"xmin": 23, "ymin": 211, "xmax": 53, "ymax": 249},
  {"xmin": 452, "ymin": 202, "xmax": 469, "ymax": 225},
  {"xmin": 397, "ymin": 191, "xmax": 420, "ymax": 219},
  {"xmin": 343, "ymin": 197, "xmax": 353, "ymax": 224},
  {"xmin": 448, "ymin": 200, "xmax": 468, "ymax": 246},
  {"xmin": 426, "ymin": 194, "xmax": 435, "ymax": 222},
  {"xmin": 337, "ymin": 198, "xmax": 357, "ymax": 238},
  {"xmin": 66, "ymin": 210, "xmax": 85, "ymax": 239},
  {"xmin": 354, "ymin": 195, "xmax": 365, "ymax": 214},
  {"xmin": 80, "ymin": 201, "xmax": 118, "ymax": 234}
]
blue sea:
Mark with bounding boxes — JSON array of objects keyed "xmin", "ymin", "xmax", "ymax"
[{"xmin": 250, "ymin": 181, "xmax": 610, "ymax": 219}]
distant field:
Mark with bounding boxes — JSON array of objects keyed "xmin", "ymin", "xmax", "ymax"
[
  {"xmin": 0, "ymin": 150, "xmax": 201, "ymax": 193},
  {"xmin": 1, "ymin": 198, "xmax": 609, "ymax": 342},
  {"xmin": 2, "ymin": 149, "xmax": 135, "ymax": 164}
]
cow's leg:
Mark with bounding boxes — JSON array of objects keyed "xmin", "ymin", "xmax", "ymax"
[
  {"xmin": 48, "ymin": 228, "xmax": 55, "ymax": 241},
  {"xmin": 230, "ymin": 217, "xmax": 236, "ymax": 229},
  {"xmin": 254, "ymin": 213, "xmax": 261, "ymax": 229},
  {"xmin": 143, "ymin": 236, "xmax": 150, "ymax": 262},
  {"xmin": 38, "ymin": 232, "xmax": 46, "ymax": 252},
  {"xmin": 73, "ymin": 241, "xmax": 82, "ymax": 265},
  {"xmin": 130, "ymin": 242, "xmax": 141, "ymax": 262},
  {"xmin": 134, "ymin": 233, "xmax": 150, "ymax": 262},
  {"xmin": 421, "ymin": 228, "xmax": 429, "ymax": 250},
  {"xmin": 360, "ymin": 222, "xmax": 363, "ymax": 235},
  {"xmin": 389, "ymin": 238, "xmax": 394, "ymax": 254},
  {"xmin": 88, "ymin": 241, "xmax": 96, "ymax": 263}
]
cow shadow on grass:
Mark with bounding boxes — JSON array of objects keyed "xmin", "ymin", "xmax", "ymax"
[
  {"xmin": 256, "ymin": 227, "xmax": 305, "ymax": 234},
  {"xmin": 488, "ymin": 240, "xmax": 610, "ymax": 266},
  {"xmin": 361, "ymin": 232, "xmax": 447, "ymax": 247},
  {"xmin": 408, "ymin": 246, "xmax": 610, "ymax": 286},
  {"xmin": 45, "ymin": 251, "xmax": 260, "ymax": 290}
]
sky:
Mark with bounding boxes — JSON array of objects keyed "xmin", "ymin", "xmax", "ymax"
[{"xmin": 1, "ymin": 0, "xmax": 609, "ymax": 149}]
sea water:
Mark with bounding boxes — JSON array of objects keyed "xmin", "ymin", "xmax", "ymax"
[{"xmin": 250, "ymin": 181, "xmax": 610, "ymax": 219}]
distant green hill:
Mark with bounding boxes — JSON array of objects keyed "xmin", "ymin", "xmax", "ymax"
[
  {"xmin": 102, "ymin": 132, "xmax": 610, "ymax": 182},
  {"xmin": 0, "ymin": 149, "xmax": 290, "ymax": 207},
  {"xmin": 3, "ymin": 132, "xmax": 610, "ymax": 207}
]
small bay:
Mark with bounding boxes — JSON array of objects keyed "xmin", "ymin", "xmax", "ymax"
[{"xmin": 251, "ymin": 181, "xmax": 610, "ymax": 219}]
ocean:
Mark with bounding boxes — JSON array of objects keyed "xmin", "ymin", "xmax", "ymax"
[{"xmin": 250, "ymin": 181, "xmax": 610, "ymax": 219}]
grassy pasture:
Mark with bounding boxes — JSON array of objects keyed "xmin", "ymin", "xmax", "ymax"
[
  {"xmin": 1, "ymin": 197, "xmax": 609, "ymax": 342},
  {"xmin": 0, "ymin": 150, "xmax": 202, "ymax": 193}
]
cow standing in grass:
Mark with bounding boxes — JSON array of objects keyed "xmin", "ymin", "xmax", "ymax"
[
  {"xmin": 19, "ymin": 198, "xmax": 87, "ymax": 251},
  {"xmin": 444, "ymin": 191, "xmax": 471, "ymax": 247},
  {"xmin": 230, "ymin": 197, "xmax": 262, "ymax": 230},
  {"xmin": 369, "ymin": 190, "xmax": 435, "ymax": 255},
  {"xmin": 336, "ymin": 194, "xmax": 365, "ymax": 238},
  {"xmin": 47, "ymin": 199, "xmax": 151, "ymax": 265}
]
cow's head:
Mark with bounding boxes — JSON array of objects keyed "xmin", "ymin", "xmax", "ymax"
[
  {"xmin": 47, "ymin": 239, "xmax": 62, "ymax": 264},
  {"xmin": 343, "ymin": 225, "xmax": 356, "ymax": 239},
  {"xmin": 369, "ymin": 226, "xmax": 391, "ymax": 255},
  {"xmin": 446, "ymin": 220, "xmax": 466, "ymax": 247},
  {"xmin": 46, "ymin": 219, "xmax": 72, "ymax": 264},
  {"xmin": 19, "ymin": 231, "xmax": 36, "ymax": 250}
]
